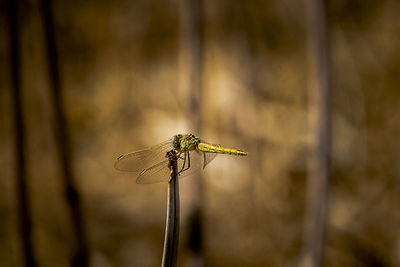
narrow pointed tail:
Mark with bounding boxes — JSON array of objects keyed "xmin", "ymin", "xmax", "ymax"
[{"xmin": 197, "ymin": 143, "xmax": 248, "ymax": 156}]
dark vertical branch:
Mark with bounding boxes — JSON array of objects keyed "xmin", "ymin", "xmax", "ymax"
[
  {"xmin": 179, "ymin": 0, "xmax": 204, "ymax": 265},
  {"xmin": 7, "ymin": 0, "xmax": 38, "ymax": 266},
  {"xmin": 180, "ymin": 0, "xmax": 203, "ymax": 131},
  {"xmin": 302, "ymin": 0, "xmax": 331, "ymax": 266},
  {"xmin": 162, "ymin": 151, "xmax": 180, "ymax": 267},
  {"xmin": 38, "ymin": 1, "xmax": 89, "ymax": 266}
]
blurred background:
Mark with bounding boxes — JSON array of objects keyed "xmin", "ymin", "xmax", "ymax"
[{"xmin": 1, "ymin": 0, "xmax": 400, "ymax": 266}]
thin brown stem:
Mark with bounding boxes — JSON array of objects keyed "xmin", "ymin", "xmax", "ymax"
[
  {"xmin": 7, "ymin": 0, "xmax": 37, "ymax": 266},
  {"xmin": 303, "ymin": 0, "xmax": 331, "ymax": 266},
  {"xmin": 161, "ymin": 151, "xmax": 180, "ymax": 267},
  {"xmin": 39, "ymin": 0, "xmax": 89, "ymax": 265}
]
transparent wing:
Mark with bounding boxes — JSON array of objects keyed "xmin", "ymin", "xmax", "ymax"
[
  {"xmin": 114, "ymin": 139, "xmax": 173, "ymax": 172},
  {"xmin": 203, "ymin": 144, "xmax": 220, "ymax": 167},
  {"xmin": 178, "ymin": 150, "xmax": 218, "ymax": 178},
  {"xmin": 115, "ymin": 139, "xmax": 220, "ymax": 184},
  {"xmin": 136, "ymin": 149, "xmax": 218, "ymax": 183},
  {"xmin": 136, "ymin": 159, "xmax": 171, "ymax": 184},
  {"xmin": 198, "ymin": 142, "xmax": 221, "ymax": 169}
]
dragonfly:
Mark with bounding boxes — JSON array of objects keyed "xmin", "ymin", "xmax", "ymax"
[{"xmin": 114, "ymin": 133, "xmax": 248, "ymax": 184}]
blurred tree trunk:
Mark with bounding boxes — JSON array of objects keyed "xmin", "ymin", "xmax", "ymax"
[
  {"xmin": 179, "ymin": 0, "xmax": 204, "ymax": 266},
  {"xmin": 302, "ymin": 0, "xmax": 331, "ymax": 266},
  {"xmin": 7, "ymin": 0, "xmax": 37, "ymax": 266},
  {"xmin": 39, "ymin": 0, "xmax": 90, "ymax": 266}
]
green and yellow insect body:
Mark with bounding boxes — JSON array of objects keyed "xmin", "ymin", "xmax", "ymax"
[
  {"xmin": 173, "ymin": 134, "xmax": 200, "ymax": 152},
  {"xmin": 197, "ymin": 142, "xmax": 248, "ymax": 156},
  {"xmin": 172, "ymin": 133, "xmax": 247, "ymax": 156}
]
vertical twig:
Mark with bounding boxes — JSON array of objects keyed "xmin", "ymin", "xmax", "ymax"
[
  {"xmin": 7, "ymin": 0, "xmax": 38, "ymax": 266},
  {"xmin": 39, "ymin": 0, "xmax": 89, "ymax": 266},
  {"xmin": 162, "ymin": 151, "xmax": 180, "ymax": 267},
  {"xmin": 179, "ymin": 0, "xmax": 204, "ymax": 264},
  {"xmin": 302, "ymin": 0, "xmax": 331, "ymax": 266},
  {"xmin": 179, "ymin": 0, "xmax": 203, "ymax": 123}
]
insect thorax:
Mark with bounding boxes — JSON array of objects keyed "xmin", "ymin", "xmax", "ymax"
[{"xmin": 172, "ymin": 134, "xmax": 200, "ymax": 152}]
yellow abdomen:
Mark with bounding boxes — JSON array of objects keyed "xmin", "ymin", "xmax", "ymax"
[{"xmin": 197, "ymin": 143, "xmax": 248, "ymax": 156}]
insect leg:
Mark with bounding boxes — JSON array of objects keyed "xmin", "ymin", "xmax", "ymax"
[
  {"xmin": 178, "ymin": 152, "xmax": 187, "ymax": 174},
  {"xmin": 181, "ymin": 151, "xmax": 191, "ymax": 172}
]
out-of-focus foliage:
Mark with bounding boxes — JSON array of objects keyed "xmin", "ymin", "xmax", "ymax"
[{"xmin": 0, "ymin": 0, "xmax": 399, "ymax": 266}]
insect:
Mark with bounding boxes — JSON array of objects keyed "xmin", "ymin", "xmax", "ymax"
[{"xmin": 114, "ymin": 134, "xmax": 248, "ymax": 184}]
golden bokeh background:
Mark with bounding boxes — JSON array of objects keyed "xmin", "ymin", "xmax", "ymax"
[{"xmin": 1, "ymin": 0, "xmax": 400, "ymax": 266}]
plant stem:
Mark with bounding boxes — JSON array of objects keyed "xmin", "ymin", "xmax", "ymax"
[
  {"xmin": 161, "ymin": 151, "xmax": 180, "ymax": 267},
  {"xmin": 303, "ymin": 0, "xmax": 331, "ymax": 265},
  {"xmin": 7, "ymin": 0, "xmax": 37, "ymax": 265},
  {"xmin": 39, "ymin": 0, "xmax": 90, "ymax": 265}
]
